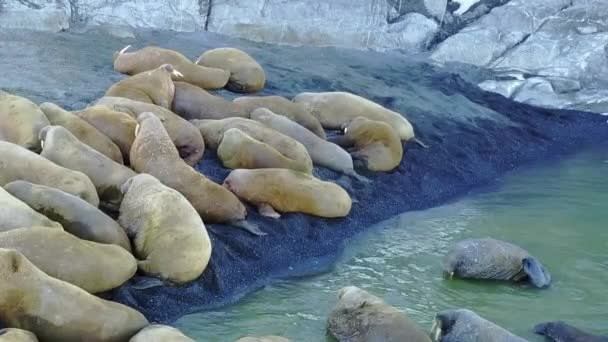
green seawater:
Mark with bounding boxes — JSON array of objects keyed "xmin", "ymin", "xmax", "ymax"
[{"xmin": 177, "ymin": 147, "xmax": 608, "ymax": 341}]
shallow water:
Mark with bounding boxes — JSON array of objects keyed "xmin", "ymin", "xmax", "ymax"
[{"xmin": 177, "ymin": 147, "xmax": 608, "ymax": 341}]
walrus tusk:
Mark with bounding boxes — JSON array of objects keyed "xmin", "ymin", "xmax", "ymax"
[
  {"xmin": 414, "ymin": 138, "xmax": 429, "ymax": 149},
  {"xmin": 134, "ymin": 124, "xmax": 140, "ymax": 138},
  {"xmin": 119, "ymin": 45, "xmax": 131, "ymax": 54},
  {"xmin": 172, "ymin": 69, "xmax": 184, "ymax": 78},
  {"xmin": 430, "ymin": 319, "xmax": 442, "ymax": 342},
  {"xmin": 40, "ymin": 139, "xmax": 44, "ymax": 149},
  {"xmin": 194, "ymin": 56, "xmax": 202, "ymax": 64}
]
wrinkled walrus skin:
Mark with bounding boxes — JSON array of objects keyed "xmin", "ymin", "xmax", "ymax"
[
  {"xmin": 430, "ymin": 309, "xmax": 529, "ymax": 342},
  {"xmin": 0, "ymin": 91, "xmax": 50, "ymax": 153},
  {"xmin": 0, "ymin": 248, "xmax": 148, "ymax": 342}
]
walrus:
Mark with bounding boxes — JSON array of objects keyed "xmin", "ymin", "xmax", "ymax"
[
  {"xmin": 73, "ymin": 105, "xmax": 137, "ymax": 163},
  {"xmin": 430, "ymin": 309, "xmax": 528, "ymax": 342},
  {"xmin": 191, "ymin": 117, "xmax": 312, "ymax": 173},
  {"xmin": 119, "ymin": 174, "xmax": 212, "ymax": 284},
  {"xmin": 39, "ymin": 125, "xmax": 136, "ymax": 212},
  {"xmin": 0, "ymin": 91, "xmax": 50, "ymax": 153},
  {"xmin": 0, "ymin": 141, "xmax": 99, "ymax": 206},
  {"xmin": 223, "ymin": 168, "xmax": 351, "ymax": 219},
  {"xmin": 235, "ymin": 337, "xmax": 290, "ymax": 342},
  {"xmin": 218, "ymin": 128, "xmax": 313, "ymax": 173},
  {"xmin": 234, "ymin": 95, "xmax": 326, "ymax": 139},
  {"xmin": 0, "ymin": 186, "xmax": 62, "ymax": 232},
  {"xmin": 195, "ymin": 47, "xmax": 265, "ymax": 93},
  {"xmin": 534, "ymin": 321, "xmax": 608, "ymax": 342},
  {"xmin": 105, "ymin": 63, "xmax": 181, "ymax": 109},
  {"xmin": 5, "ymin": 180, "xmax": 131, "ymax": 251},
  {"xmin": 130, "ymin": 113, "xmax": 262, "ymax": 235},
  {"xmin": 95, "ymin": 96, "xmax": 204, "ymax": 166},
  {"xmin": 332, "ymin": 117, "xmax": 403, "ymax": 172},
  {"xmin": 113, "ymin": 45, "xmax": 229, "ymax": 90},
  {"xmin": 0, "ymin": 248, "xmax": 148, "ymax": 341},
  {"xmin": 293, "ymin": 91, "xmax": 427, "ymax": 146},
  {"xmin": 39, "ymin": 102, "xmax": 124, "ymax": 164},
  {"xmin": 443, "ymin": 237, "xmax": 552, "ymax": 288},
  {"xmin": 327, "ymin": 286, "xmax": 431, "ymax": 342},
  {"xmin": 0, "ymin": 328, "xmax": 38, "ymax": 341},
  {"xmin": 129, "ymin": 324, "xmax": 195, "ymax": 342},
  {"xmin": 172, "ymin": 81, "xmax": 248, "ymax": 120},
  {"xmin": 251, "ymin": 108, "xmax": 366, "ymax": 180},
  {"xmin": 0, "ymin": 227, "xmax": 136, "ymax": 293}
]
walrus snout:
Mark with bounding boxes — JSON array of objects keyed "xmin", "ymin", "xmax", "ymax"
[
  {"xmin": 522, "ymin": 257, "xmax": 552, "ymax": 288},
  {"xmin": 38, "ymin": 125, "xmax": 53, "ymax": 144},
  {"xmin": 430, "ymin": 312, "xmax": 455, "ymax": 342}
]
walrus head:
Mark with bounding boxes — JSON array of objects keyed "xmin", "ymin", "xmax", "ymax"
[
  {"xmin": 160, "ymin": 64, "xmax": 184, "ymax": 78},
  {"xmin": 522, "ymin": 256, "xmax": 551, "ymax": 288},
  {"xmin": 38, "ymin": 125, "xmax": 54, "ymax": 149},
  {"xmin": 534, "ymin": 321, "xmax": 602, "ymax": 341}
]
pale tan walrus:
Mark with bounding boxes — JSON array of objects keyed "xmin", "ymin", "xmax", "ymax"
[
  {"xmin": 119, "ymin": 174, "xmax": 212, "ymax": 284},
  {"xmin": 0, "ymin": 248, "xmax": 148, "ymax": 341},
  {"xmin": 233, "ymin": 95, "xmax": 326, "ymax": 139},
  {"xmin": 73, "ymin": 105, "xmax": 138, "ymax": 163},
  {"xmin": 129, "ymin": 324, "xmax": 195, "ymax": 342},
  {"xmin": 95, "ymin": 96, "xmax": 205, "ymax": 166},
  {"xmin": 114, "ymin": 45, "xmax": 229, "ymax": 90},
  {"xmin": 223, "ymin": 168, "xmax": 352, "ymax": 219},
  {"xmin": 0, "ymin": 328, "xmax": 38, "ymax": 341},
  {"xmin": 39, "ymin": 125, "xmax": 136, "ymax": 212},
  {"xmin": 0, "ymin": 141, "xmax": 99, "ymax": 206},
  {"xmin": 0, "ymin": 227, "xmax": 136, "ymax": 294},
  {"xmin": 0, "ymin": 91, "xmax": 50, "ymax": 153},
  {"xmin": 39, "ymin": 102, "xmax": 124, "ymax": 164},
  {"xmin": 191, "ymin": 117, "xmax": 312, "ymax": 174},
  {"xmin": 293, "ymin": 91, "xmax": 427, "ymax": 147},
  {"xmin": 131, "ymin": 113, "xmax": 263, "ymax": 235},
  {"xmin": 105, "ymin": 63, "xmax": 181, "ymax": 109},
  {"xmin": 172, "ymin": 81, "xmax": 248, "ymax": 120},
  {"xmin": 0, "ymin": 186, "xmax": 62, "ymax": 232},
  {"xmin": 5, "ymin": 180, "xmax": 131, "ymax": 251},
  {"xmin": 196, "ymin": 47, "xmax": 265, "ymax": 93}
]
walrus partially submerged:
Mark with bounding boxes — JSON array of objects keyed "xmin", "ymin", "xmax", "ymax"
[
  {"xmin": 430, "ymin": 309, "xmax": 529, "ymax": 342},
  {"xmin": 443, "ymin": 237, "xmax": 552, "ymax": 288},
  {"xmin": 534, "ymin": 321, "xmax": 608, "ymax": 342},
  {"xmin": 0, "ymin": 91, "xmax": 50, "ymax": 153}
]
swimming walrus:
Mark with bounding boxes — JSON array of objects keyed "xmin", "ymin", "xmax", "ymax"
[
  {"xmin": 130, "ymin": 113, "xmax": 262, "ymax": 235},
  {"xmin": 251, "ymin": 108, "xmax": 366, "ymax": 180},
  {"xmin": 332, "ymin": 117, "xmax": 403, "ymax": 172},
  {"xmin": 95, "ymin": 96, "xmax": 205, "ymax": 166},
  {"xmin": 443, "ymin": 237, "xmax": 552, "ymax": 288},
  {"xmin": 223, "ymin": 168, "xmax": 351, "ymax": 219},
  {"xmin": 39, "ymin": 125, "xmax": 136, "ymax": 212},
  {"xmin": 0, "ymin": 186, "xmax": 62, "ymax": 232},
  {"xmin": 39, "ymin": 102, "xmax": 124, "ymax": 164},
  {"xmin": 105, "ymin": 63, "xmax": 181, "ymax": 109},
  {"xmin": 218, "ymin": 128, "xmax": 313, "ymax": 173},
  {"xmin": 234, "ymin": 95, "xmax": 326, "ymax": 139},
  {"xmin": 293, "ymin": 91, "xmax": 427, "ymax": 146},
  {"xmin": 235, "ymin": 337, "xmax": 290, "ymax": 342},
  {"xmin": 0, "ymin": 248, "xmax": 148, "ymax": 341},
  {"xmin": 0, "ymin": 328, "xmax": 38, "ymax": 342},
  {"xmin": 73, "ymin": 105, "xmax": 138, "ymax": 163},
  {"xmin": 195, "ymin": 47, "xmax": 265, "ymax": 93},
  {"xmin": 0, "ymin": 141, "xmax": 99, "ymax": 206},
  {"xmin": 534, "ymin": 321, "xmax": 608, "ymax": 342},
  {"xmin": 172, "ymin": 81, "xmax": 248, "ymax": 120},
  {"xmin": 129, "ymin": 324, "xmax": 195, "ymax": 342},
  {"xmin": 0, "ymin": 227, "xmax": 136, "ymax": 293},
  {"xmin": 113, "ymin": 45, "xmax": 229, "ymax": 90},
  {"xmin": 327, "ymin": 286, "xmax": 431, "ymax": 342},
  {"xmin": 191, "ymin": 117, "xmax": 312, "ymax": 173},
  {"xmin": 119, "ymin": 174, "xmax": 212, "ymax": 284},
  {"xmin": 430, "ymin": 309, "xmax": 529, "ymax": 342},
  {"xmin": 0, "ymin": 91, "xmax": 50, "ymax": 153},
  {"xmin": 4, "ymin": 180, "xmax": 131, "ymax": 251}
]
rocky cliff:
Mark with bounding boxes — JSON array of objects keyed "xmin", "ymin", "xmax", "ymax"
[{"xmin": 2, "ymin": 0, "xmax": 607, "ymax": 113}]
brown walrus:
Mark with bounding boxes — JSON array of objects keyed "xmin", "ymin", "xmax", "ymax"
[
  {"xmin": 0, "ymin": 227, "xmax": 136, "ymax": 293},
  {"xmin": 0, "ymin": 186, "xmax": 62, "ymax": 232},
  {"xmin": 0, "ymin": 141, "xmax": 99, "ymax": 206},
  {"xmin": 39, "ymin": 102, "xmax": 124, "ymax": 164},
  {"xmin": 39, "ymin": 125, "xmax": 136, "ymax": 212},
  {"xmin": 131, "ymin": 113, "xmax": 263, "ymax": 235},
  {"xmin": 0, "ymin": 328, "xmax": 38, "ymax": 341},
  {"xmin": 196, "ymin": 47, "xmax": 266, "ymax": 93},
  {"xmin": 94, "ymin": 96, "xmax": 204, "ymax": 166},
  {"xmin": 113, "ymin": 45, "xmax": 229, "ymax": 90},
  {"xmin": 223, "ymin": 168, "xmax": 352, "ymax": 219},
  {"xmin": 5, "ymin": 180, "xmax": 131, "ymax": 251},
  {"xmin": 73, "ymin": 105, "xmax": 138, "ymax": 163},
  {"xmin": 0, "ymin": 248, "xmax": 148, "ymax": 341},
  {"xmin": 233, "ymin": 95, "xmax": 326, "ymax": 139},
  {"xmin": 172, "ymin": 81, "xmax": 248, "ymax": 120},
  {"xmin": 105, "ymin": 63, "xmax": 180, "ymax": 109},
  {"xmin": 0, "ymin": 91, "xmax": 50, "ymax": 153},
  {"xmin": 129, "ymin": 324, "xmax": 195, "ymax": 342}
]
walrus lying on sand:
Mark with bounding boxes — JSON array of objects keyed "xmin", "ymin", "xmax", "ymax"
[
  {"xmin": 0, "ymin": 186, "xmax": 62, "ymax": 232},
  {"xmin": 172, "ymin": 81, "xmax": 248, "ymax": 120},
  {"xmin": 0, "ymin": 91, "xmax": 50, "ymax": 153},
  {"xmin": 196, "ymin": 47, "xmax": 265, "ymax": 93}
]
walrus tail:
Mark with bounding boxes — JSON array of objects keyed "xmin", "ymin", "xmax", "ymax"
[
  {"xmin": 231, "ymin": 220, "xmax": 267, "ymax": 236},
  {"xmin": 413, "ymin": 138, "xmax": 429, "ymax": 149}
]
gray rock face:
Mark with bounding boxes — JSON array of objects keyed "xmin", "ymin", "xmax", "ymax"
[{"xmin": 0, "ymin": 0, "xmax": 70, "ymax": 32}]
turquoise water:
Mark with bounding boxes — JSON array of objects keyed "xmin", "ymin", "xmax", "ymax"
[{"xmin": 177, "ymin": 147, "xmax": 608, "ymax": 341}]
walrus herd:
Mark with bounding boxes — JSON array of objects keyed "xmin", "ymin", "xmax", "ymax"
[{"xmin": 0, "ymin": 44, "xmax": 595, "ymax": 341}]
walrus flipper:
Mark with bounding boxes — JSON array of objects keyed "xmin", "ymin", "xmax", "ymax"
[
  {"xmin": 232, "ymin": 220, "xmax": 267, "ymax": 236},
  {"xmin": 522, "ymin": 257, "xmax": 552, "ymax": 288},
  {"xmin": 258, "ymin": 203, "xmax": 281, "ymax": 219}
]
